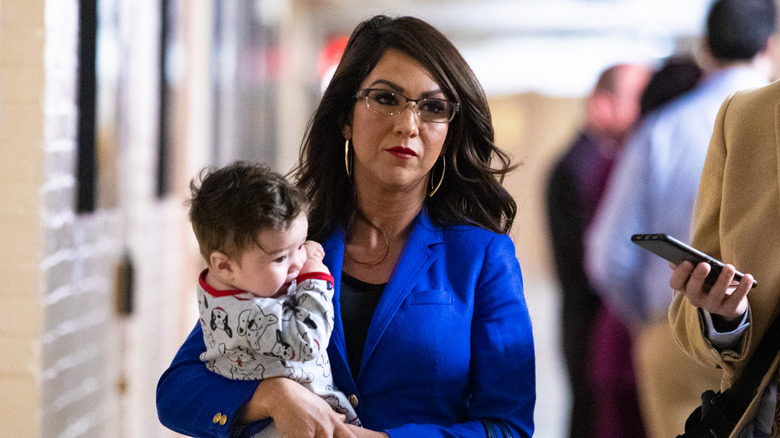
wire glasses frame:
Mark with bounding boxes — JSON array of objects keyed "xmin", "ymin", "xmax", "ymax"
[{"xmin": 356, "ymin": 88, "xmax": 460, "ymax": 123}]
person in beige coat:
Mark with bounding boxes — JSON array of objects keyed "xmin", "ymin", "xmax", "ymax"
[
  {"xmin": 669, "ymin": 77, "xmax": 780, "ymax": 436},
  {"xmin": 591, "ymin": 1, "xmax": 777, "ymax": 436}
]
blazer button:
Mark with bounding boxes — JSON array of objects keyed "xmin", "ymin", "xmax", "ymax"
[
  {"xmin": 349, "ymin": 394, "xmax": 359, "ymax": 407},
  {"xmin": 219, "ymin": 414, "xmax": 228, "ymax": 425},
  {"xmin": 213, "ymin": 413, "xmax": 222, "ymax": 423}
]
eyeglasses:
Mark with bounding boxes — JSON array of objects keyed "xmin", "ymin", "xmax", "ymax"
[{"xmin": 356, "ymin": 88, "xmax": 459, "ymax": 123}]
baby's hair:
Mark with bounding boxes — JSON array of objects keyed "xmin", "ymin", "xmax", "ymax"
[{"xmin": 187, "ymin": 161, "xmax": 308, "ymax": 262}]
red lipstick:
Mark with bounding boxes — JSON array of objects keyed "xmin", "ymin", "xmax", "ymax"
[{"xmin": 387, "ymin": 147, "xmax": 417, "ymax": 158}]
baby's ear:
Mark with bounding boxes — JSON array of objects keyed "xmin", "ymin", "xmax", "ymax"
[{"xmin": 209, "ymin": 251, "xmax": 236, "ymax": 278}]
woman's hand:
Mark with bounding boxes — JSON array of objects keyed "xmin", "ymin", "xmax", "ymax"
[
  {"xmin": 346, "ymin": 424, "xmax": 387, "ymax": 438},
  {"xmin": 240, "ymin": 377, "xmax": 356, "ymax": 438},
  {"xmin": 669, "ymin": 260, "xmax": 753, "ymax": 328}
]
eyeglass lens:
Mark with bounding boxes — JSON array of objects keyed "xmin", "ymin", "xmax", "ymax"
[{"xmin": 361, "ymin": 89, "xmax": 458, "ymax": 123}]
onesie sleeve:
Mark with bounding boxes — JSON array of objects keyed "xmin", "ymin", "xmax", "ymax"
[{"xmin": 276, "ymin": 271, "xmax": 336, "ymax": 362}]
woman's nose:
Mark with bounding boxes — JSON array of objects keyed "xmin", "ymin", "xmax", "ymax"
[{"xmin": 395, "ymin": 102, "xmax": 420, "ymax": 137}]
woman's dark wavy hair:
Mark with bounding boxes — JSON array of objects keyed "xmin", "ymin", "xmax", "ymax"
[{"xmin": 292, "ymin": 15, "xmax": 518, "ymax": 242}]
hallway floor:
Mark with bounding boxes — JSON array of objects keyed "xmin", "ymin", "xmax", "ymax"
[{"xmin": 525, "ymin": 276, "xmax": 569, "ymax": 438}]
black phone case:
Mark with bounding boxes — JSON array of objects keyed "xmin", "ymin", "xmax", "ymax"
[{"xmin": 630, "ymin": 233, "xmax": 755, "ymax": 288}]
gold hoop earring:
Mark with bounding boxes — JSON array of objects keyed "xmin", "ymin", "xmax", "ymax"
[
  {"xmin": 344, "ymin": 139, "xmax": 353, "ymax": 179},
  {"xmin": 428, "ymin": 155, "xmax": 445, "ymax": 198}
]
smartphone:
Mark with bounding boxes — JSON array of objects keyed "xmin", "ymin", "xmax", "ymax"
[{"xmin": 631, "ymin": 233, "xmax": 756, "ymax": 288}]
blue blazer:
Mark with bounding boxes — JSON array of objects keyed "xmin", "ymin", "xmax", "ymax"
[{"xmin": 157, "ymin": 210, "xmax": 536, "ymax": 437}]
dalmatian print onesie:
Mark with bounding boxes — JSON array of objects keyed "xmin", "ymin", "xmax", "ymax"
[{"xmin": 197, "ymin": 269, "xmax": 360, "ymax": 429}]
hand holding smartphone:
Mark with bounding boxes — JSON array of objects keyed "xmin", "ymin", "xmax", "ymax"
[{"xmin": 631, "ymin": 233, "xmax": 757, "ymax": 289}]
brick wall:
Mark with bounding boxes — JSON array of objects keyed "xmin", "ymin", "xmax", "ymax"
[
  {"xmin": 42, "ymin": 2, "xmax": 121, "ymax": 437},
  {"xmin": 1, "ymin": 1, "xmax": 195, "ymax": 436}
]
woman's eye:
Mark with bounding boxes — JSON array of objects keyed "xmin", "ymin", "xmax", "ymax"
[
  {"xmin": 372, "ymin": 91, "xmax": 398, "ymax": 106},
  {"xmin": 420, "ymin": 99, "xmax": 446, "ymax": 114}
]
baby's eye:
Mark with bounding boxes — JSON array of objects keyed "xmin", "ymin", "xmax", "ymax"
[{"xmin": 273, "ymin": 256, "xmax": 287, "ymax": 263}]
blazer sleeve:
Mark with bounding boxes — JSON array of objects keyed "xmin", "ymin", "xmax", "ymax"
[
  {"xmin": 470, "ymin": 233, "xmax": 536, "ymax": 437},
  {"xmin": 669, "ymin": 93, "xmax": 750, "ymax": 372},
  {"xmin": 156, "ymin": 323, "xmax": 262, "ymax": 438}
]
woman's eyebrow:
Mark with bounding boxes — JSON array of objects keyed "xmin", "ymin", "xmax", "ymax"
[
  {"xmin": 367, "ymin": 79, "xmax": 402, "ymax": 91},
  {"xmin": 367, "ymin": 79, "xmax": 444, "ymax": 98}
]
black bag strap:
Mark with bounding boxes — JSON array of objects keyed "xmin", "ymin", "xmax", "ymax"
[
  {"xmin": 728, "ymin": 309, "xmax": 780, "ymax": 412},
  {"xmin": 680, "ymin": 390, "xmax": 740, "ymax": 437},
  {"xmin": 678, "ymin": 309, "xmax": 780, "ymax": 437}
]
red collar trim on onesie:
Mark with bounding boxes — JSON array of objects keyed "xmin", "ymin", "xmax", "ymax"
[{"xmin": 198, "ymin": 269, "xmax": 256, "ymax": 299}]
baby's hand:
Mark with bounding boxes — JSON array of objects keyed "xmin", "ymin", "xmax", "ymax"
[
  {"xmin": 303, "ymin": 241, "xmax": 325, "ymax": 262},
  {"xmin": 301, "ymin": 241, "xmax": 329, "ymax": 275}
]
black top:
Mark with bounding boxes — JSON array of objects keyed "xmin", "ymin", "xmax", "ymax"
[{"xmin": 339, "ymin": 273, "xmax": 385, "ymax": 379}]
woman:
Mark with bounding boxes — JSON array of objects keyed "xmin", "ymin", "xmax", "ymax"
[{"xmin": 157, "ymin": 15, "xmax": 535, "ymax": 438}]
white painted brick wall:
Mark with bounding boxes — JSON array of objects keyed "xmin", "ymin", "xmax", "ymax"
[
  {"xmin": 41, "ymin": 213, "xmax": 122, "ymax": 438},
  {"xmin": 2, "ymin": 0, "xmax": 194, "ymax": 437},
  {"xmin": 39, "ymin": 0, "xmax": 123, "ymax": 437}
]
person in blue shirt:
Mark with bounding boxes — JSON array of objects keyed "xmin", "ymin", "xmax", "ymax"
[
  {"xmin": 584, "ymin": 0, "xmax": 778, "ymax": 436},
  {"xmin": 546, "ymin": 62, "xmax": 651, "ymax": 438},
  {"xmin": 157, "ymin": 15, "xmax": 535, "ymax": 438}
]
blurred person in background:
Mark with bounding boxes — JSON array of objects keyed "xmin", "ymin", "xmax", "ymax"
[
  {"xmin": 157, "ymin": 14, "xmax": 535, "ymax": 438},
  {"xmin": 585, "ymin": 0, "xmax": 778, "ymax": 436},
  {"xmin": 587, "ymin": 54, "xmax": 705, "ymax": 438},
  {"xmin": 546, "ymin": 62, "xmax": 651, "ymax": 438}
]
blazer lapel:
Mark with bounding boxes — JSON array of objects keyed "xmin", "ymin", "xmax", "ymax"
[
  {"xmin": 322, "ymin": 228, "xmax": 351, "ymax": 382},
  {"xmin": 359, "ymin": 210, "xmax": 442, "ymax": 372}
]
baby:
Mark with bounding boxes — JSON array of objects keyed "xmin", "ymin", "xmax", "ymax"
[{"xmin": 187, "ymin": 161, "xmax": 359, "ymax": 434}]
